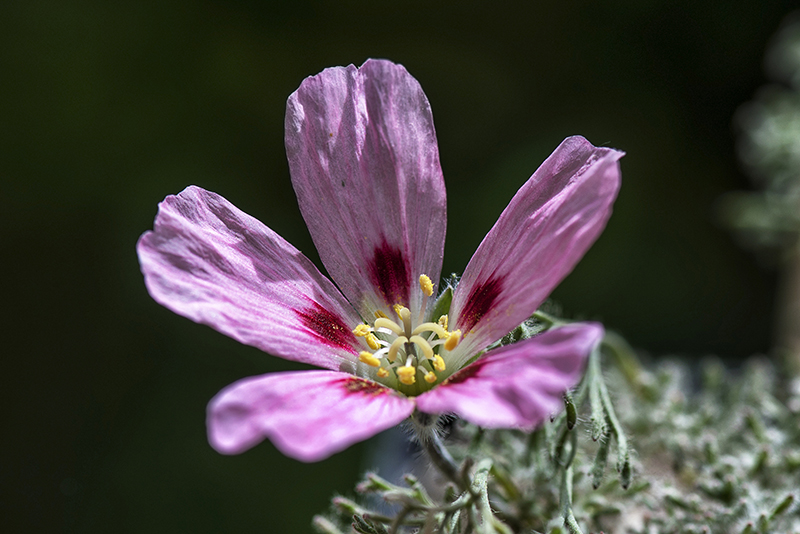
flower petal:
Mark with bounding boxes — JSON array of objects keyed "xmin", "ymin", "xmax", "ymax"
[
  {"xmin": 449, "ymin": 137, "xmax": 622, "ymax": 361},
  {"xmin": 416, "ymin": 322, "xmax": 603, "ymax": 429},
  {"xmin": 207, "ymin": 370, "xmax": 415, "ymax": 461},
  {"xmin": 285, "ymin": 59, "xmax": 447, "ymax": 319},
  {"xmin": 137, "ymin": 186, "xmax": 365, "ymax": 372}
]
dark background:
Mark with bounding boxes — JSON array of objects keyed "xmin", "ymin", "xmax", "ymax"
[{"xmin": 3, "ymin": 1, "xmax": 796, "ymax": 532}]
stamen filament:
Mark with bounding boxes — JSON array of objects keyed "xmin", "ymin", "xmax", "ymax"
[
  {"xmin": 409, "ymin": 335, "xmax": 433, "ymax": 359},
  {"xmin": 375, "ymin": 317, "xmax": 404, "ymax": 336},
  {"xmin": 411, "ymin": 322, "xmax": 450, "ymax": 339},
  {"xmin": 387, "ymin": 336, "xmax": 408, "ymax": 362}
]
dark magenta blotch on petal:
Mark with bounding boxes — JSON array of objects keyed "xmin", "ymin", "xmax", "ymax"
[
  {"xmin": 295, "ymin": 302, "xmax": 358, "ymax": 353},
  {"xmin": 343, "ymin": 376, "xmax": 392, "ymax": 395},
  {"xmin": 368, "ymin": 241, "xmax": 410, "ymax": 306},
  {"xmin": 456, "ymin": 276, "xmax": 504, "ymax": 334},
  {"xmin": 440, "ymin": 359, "xmax": 485, "ymax": 386}
]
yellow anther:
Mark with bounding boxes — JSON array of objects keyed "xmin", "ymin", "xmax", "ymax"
[
  {"xmin": 387, "ymin": 336, "xmax": 408, "ymax": 362},
  {"xmin": 375, "ymin": 317, "xmax": 404, "ymax": 336},
  {"xmin": 411, "ymin": 322, "xmax": 450, "ymax": 339},
  {"xmin": 359, "ymin": 351, "xmax": 381, "ymax": 367},
  {"xmin": 444, "ymin": 329, "xmax": 461, "ymax": 351},
  {"xmin": 393, "ymin": 303, "xmax": 404, "ymax": 317},
  {"xmin": 432, "ymin": 355, "xmax": 446, "ymax": 372},
  {"xmin": 419, "ymin": 274, "xmax": 434, "ymax": 297},
  {"xmin": 438, "ymin": 314, "xmax": 448, "ymax": 331},
  {"xmin": 352, "ymin": 324, "xmax": 371, "ymax": 337},
  {"xmin": 375, "ymin": 310, "xmax": 388, "ymax": 319},
  {"xmin": 409, "ymin": 335, "xmax": 433, "ymax": 359},
  {"xmin": 424, "ymin": 371, "xmax": 437, "ymax": 383},
  {"xmin": 365, "ymin": 333, "xmax": 380, "ymax": 350},
  {"xmin": 397, "ymin": 366, "xmax": 416, "ymax": 385},
  {"xmin": 377, "ymin": 367, "xmax": 389, "ymax": 378}
]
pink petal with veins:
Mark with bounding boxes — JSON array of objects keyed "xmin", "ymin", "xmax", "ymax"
[
  {"xmin": 449, "ymin": 137, "xmax": 621, "ymax": 366},
  {"xmin": 208, "ymin": 370, "xmax": 415, "ymax": 461},
  {"xmin": 416, "ymin": 323, "xmax": 603, "ymax": 428},
  {"xmin": 138, "ymin": 186, "xmax": 362, "ymax": 371},
  {"xmin": 286, "ymin": 59, "xmax": 447, "ymax": 319}
]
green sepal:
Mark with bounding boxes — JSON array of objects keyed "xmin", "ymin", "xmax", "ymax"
[
  {"xmin": 563, "ymin": 391, "xmax": 577, "ymax": 430},
  {"xmin": 591, "ymin": 431, "xmax": 611, "ymax": 489},
  {"xmin": 499, "ymin": 313, "xmax": 551, "ymax": 346},
  {"xmin": 770, "ymin": 494, "xmax": 795, "ymax": 520}
]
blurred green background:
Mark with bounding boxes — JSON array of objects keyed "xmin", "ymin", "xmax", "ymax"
[{"xmin": 3, "ymin": 1, "xmax": 796, "ymax": 531}]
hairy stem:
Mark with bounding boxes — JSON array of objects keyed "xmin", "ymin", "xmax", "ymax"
[{"xmin": 412, "ymin": 411, "xmax": 463, "ymax": 488}]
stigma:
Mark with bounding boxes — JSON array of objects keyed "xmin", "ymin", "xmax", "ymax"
[{"xmin": 352, "ymin": 273, "xmax": 461, "ymax": 393}]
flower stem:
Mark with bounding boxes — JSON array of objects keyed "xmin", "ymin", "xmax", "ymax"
[
  {"xmin": 560, "ymin": 465, "xmax": 583, "ymax": 534},
  {"xmin": 420, "ymin": 423, "xmax": 462, "ymax": 487}
]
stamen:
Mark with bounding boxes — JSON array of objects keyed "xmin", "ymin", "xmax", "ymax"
[
  {"xmin": 397, "ymin": 366, "xmax": 416, "ymax": 385},
  {"xmin": 429, "ymin": 338, "xmax": 446, "ymax": 349},
  {"xmin": 424, "ymin": 371, "xmax": 437, "ymax": 383},
  {"xmin": 438, "ymin": 314, "xmax": 448, "ymax": 331},
  {"xmin": 444, "ymin": 329, "xmax": 462, "ymax": 351},
  {"xmin": 393, "ymin": 304, "xmax": 404, "ymax": 317},
  {"xmin": 377, "ymin": 367, "xmax": 389, "ymax": 378},
  {"xmin": 408, "ymin": 335, "xmax": 433, "ymax": 359},
  {"xmin": 411, "ymin": 322, "xmax": 450, "ymax": 339},
  {"xmin": 375, "ymin": 317, "xmax": 404, "ymax": 336},
  {"xmin": 419, "ymin": 274, "xmax": 434, "ymax": 297},
  {"xmin": 352, "ymin": 324, "xmax": 371, "ymax": 337},
  {"xmin": 365, "ymin": 333, "xmax": 381, "ymax": 350},
  {"xmin": 418, "ymin": 274, "xmax": 434, "ymax": 325},
  {"xmin": 375, "ymin": 310, "xmax": 388, "ymax": 319},
  {"xmin": 432, "ymin": 355, "xmax": 446, "ymax": 372},
  {"xmin": 387, "ymin": 336, "xmax": 408, "ymax": 362},
  {"xmin": 359, "ymin": 351, "xmax": 381, "ymax": 367}
]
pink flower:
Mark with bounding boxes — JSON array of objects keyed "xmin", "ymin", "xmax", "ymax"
[{"xmin": 137, "ymin": 59, "xmax": 622, "ymax": 462}]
